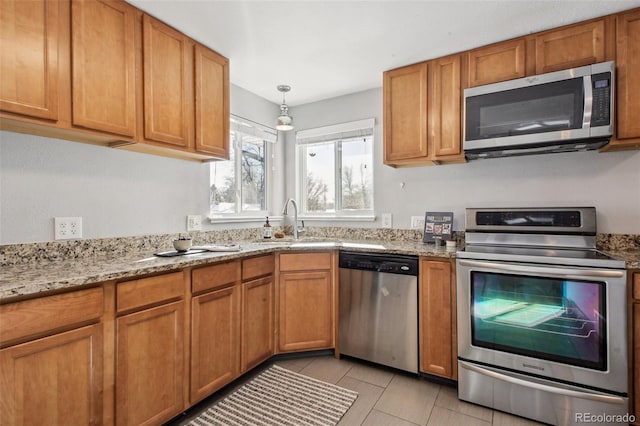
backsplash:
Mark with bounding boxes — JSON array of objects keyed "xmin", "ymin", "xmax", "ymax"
[{"xmin": 0, "ymin": 227, "xmax": 636, "ymax": 266}]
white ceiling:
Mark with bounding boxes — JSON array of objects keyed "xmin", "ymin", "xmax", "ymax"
[{"xmin": 128, "ymin": 0, "xmax": 640, "ymax": 106}]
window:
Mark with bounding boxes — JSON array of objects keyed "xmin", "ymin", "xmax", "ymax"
[
  {"xmin": 210, "ymin": 115, "xmax": 276, "ymax": 217},
  {"xmin": 296, "ymin": 119, "xmax": 374, "ymax": 217}
]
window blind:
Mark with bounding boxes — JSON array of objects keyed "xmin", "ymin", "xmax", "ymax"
[
  {"xmin": 295, "ymin": 118, "xmax": 375, "ymax": 145},
  {"xmin": 230, "ymin": 114, "xmax": 277, "ymax": 143}
]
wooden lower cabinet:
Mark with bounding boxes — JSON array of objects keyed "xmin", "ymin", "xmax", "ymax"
[
  {"xmin": 116, "ymin": 301, "xmax": 185, "ymax": 426},
  {"xmin": 0, "ymin": 324, "xmax": 103, "ymax": 425},
  {"xmin": 190, "ymin": 285, "xmax": 241, "ymax": 403},
  {"xmin": 278, "ymin": 252, "xmax": 335, "ymax": 352},
  {"xmin": 419, "ymin": 258, "xmax": 457, "ymax": 380},
  {"xmin": 242, "ymin": 276, "xmax": 274, "ymax": 372},
  {"xmin": 632, "ymin": 272, "xmax": 640, "ymax": 425}
]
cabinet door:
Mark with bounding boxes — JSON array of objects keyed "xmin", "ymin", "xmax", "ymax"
[
  {"xmin": 194, "ymin": 44, "xmax": 229, "ymax": 158},
  {"xmin": 383, "ymin": 62, "xmax": 429, "ymax": 165},
  {"xmin": 116, "ymin": 301, "xmax": 185, "ymax": 426},
  {"xmin": 278, "ymin": 270, "xmax": 333, "ymax": 352},
  {"xmin": 191, "ymin": 285, "xmax": 240, "ymax": 403},
  {"xmin": 142, "ymin": 14, "xmax": 192, "ymax": 148},
  {"xmin": 634, "ymin": 303, "xmax": 640, "ymax": 426},
  {"xmin": 419, "ymin": 260, "xmax": 454, "ymax": 378},
  {"xmin": 468, "ymin": 39, "xmax": 526, "ymax": 87},
  {"xmin": 71, "ymin": 0, "xmax": 136, "ymax": 137},
  {"xmin": 0, "ymin": 0, "xmax": 59, "ymax": 120},
  {"xmin": 535, "ymin": 20, "xmax": 605, "ymax": 74},
  {"xmin": 616, "ymin": 9, "xmax": 640, "ymax": 141},
  {"xmin": 430, "ymin": 54, "xmax": 462, "ymax": 158},
  {"xmin": 242, "ymin": 277, "xmax": 274, "ymax": 372},
  {"xmin": 0, "ymin": 324, "xmax": 103, "ymax": 425}
]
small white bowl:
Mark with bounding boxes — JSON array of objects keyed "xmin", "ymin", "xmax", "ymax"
[{"xmin": 173, "ymin": 239, "xmax": 192, "ymax": 252}]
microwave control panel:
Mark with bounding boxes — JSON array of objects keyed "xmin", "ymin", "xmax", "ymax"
[{"xmin": 590, "ymin": 72, "xmax": 611, "ymax": 126}]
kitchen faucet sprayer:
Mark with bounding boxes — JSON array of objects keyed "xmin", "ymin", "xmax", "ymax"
[{"xmin": 281, "ymin": 198, "xmax": 305, "ymax": 239}]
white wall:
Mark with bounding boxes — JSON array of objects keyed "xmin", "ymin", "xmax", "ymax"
[
  {"xmin": 2, "ymin": 85, "xmax": 639, "ymax": 244},
  {"xmin": 288, "ymin": 88, "xmax": 640, "ymax": 234},
  {"xmin": 0, "ymin": 84, "xmax": 282, "ymax": 244}
]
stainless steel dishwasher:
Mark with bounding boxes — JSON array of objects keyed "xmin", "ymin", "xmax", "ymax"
[{"xmin": 338, "ymin": 251, "xmax": 419, "ymax": 374}]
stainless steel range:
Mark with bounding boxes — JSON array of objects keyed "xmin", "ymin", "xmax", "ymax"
[{"xmin": 456, "ymin": 207, "xmax": 629, "ymax": 426}]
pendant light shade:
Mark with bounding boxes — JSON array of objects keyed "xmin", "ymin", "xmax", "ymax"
[{"xmin": 276, "ymin": 85, "xmax": 294, "ymax": 131}]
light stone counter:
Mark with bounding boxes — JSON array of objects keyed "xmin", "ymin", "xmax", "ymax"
[
  {"xmin": 0, "ymin": 239, "xmax": 455, "ymax": 301},
  {"xmin": 2, "ymin": 228, "xmax": 638, "ymax": 302}
]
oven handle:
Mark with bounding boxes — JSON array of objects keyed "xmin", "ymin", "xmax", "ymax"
[
  {"xmin": 459, "ymin": 361, "xmax": 626, "ymax": 405},
  {"xmin": 457, "ymin": 259, "xmax": 625, "ymax": 279}
]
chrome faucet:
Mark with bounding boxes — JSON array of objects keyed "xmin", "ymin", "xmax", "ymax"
[{"xmin": 281, "ymin": 198, "xmax": 305, "ymax": 239}]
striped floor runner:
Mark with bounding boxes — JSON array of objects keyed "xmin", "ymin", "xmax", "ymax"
[{"xmin": 187, "ymin": 365, "xmax": 358, "ymax": 426}]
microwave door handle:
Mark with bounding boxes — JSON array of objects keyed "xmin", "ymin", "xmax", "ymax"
[
  {"xmin": 583, "ymin": 75, "xmax": 593, "ymax": 129},
  {"xmin": 457, "ymin": 259, "xmax": 624, "ymax": 279}
]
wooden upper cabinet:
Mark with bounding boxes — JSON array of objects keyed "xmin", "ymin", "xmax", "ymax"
[
  {"xmin": 468, "ymin": 39, "xmax": 526, "ymax": 87},
  {"xmin": 535, "ymin": 19, "xmax": 605, "ymax": 74},
  {"xmin": 430, "ymin": 54, "xmax": 462, "ymax": 158},
  {"xmin": 71, "ymin": 0, "xmax": 136, "ymax": 137},
  {"xmin": 142, "ymin": 14, "xmax": 192, "ymax": 149},
  {"xmin": 615, "ymin": 9, "xmax": 640, "ymax": 142},
  {"xmin": 0, "ymin": 0, "xmax": 59, "ymax": 120},
  {"xmin": 194, "ymin": 44, "xmax": 230, "ymax": 158},
  {"xmin": 383, "ymin": 62, "xmax": 429, "ymax": 165}
]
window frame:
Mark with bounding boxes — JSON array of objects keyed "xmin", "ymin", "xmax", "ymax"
[
  {"xmin": 295, "ymin": 120, "xmax": 375, "ymax": 221},
  {"xmin": 209, "ymin": 115, "xmax": 275, "ymax": 222}
]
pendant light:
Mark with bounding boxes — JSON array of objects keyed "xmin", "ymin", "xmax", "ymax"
[{"xmin": 276, "ymin": 85, "xmax": 294, "ymax": 131}]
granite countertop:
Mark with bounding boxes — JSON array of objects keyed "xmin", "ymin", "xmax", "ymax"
[
  {"xmin": 2, "ymin": 236, "xmax": 638, "ymax": 303},
  {"xmin": 605, "ymin": 249, "xmax": 640, "ymax": 270},
  {"xmin": 0, "ymin": 239, "xmax": 455, "ymax": 301}
]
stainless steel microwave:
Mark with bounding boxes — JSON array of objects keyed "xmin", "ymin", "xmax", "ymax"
[{"xmin": 463, "ymin": 61, "xmax": 614, "ymax": 160}]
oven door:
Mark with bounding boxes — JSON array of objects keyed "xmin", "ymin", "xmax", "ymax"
[{"xmin": 456, "ymin": 258, "xmax": 627, "ymax": 395}]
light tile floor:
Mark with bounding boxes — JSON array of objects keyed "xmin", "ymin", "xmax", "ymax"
[{"xmin": 168, "ymin": 355, "xmax": 544, "ymax": 426}]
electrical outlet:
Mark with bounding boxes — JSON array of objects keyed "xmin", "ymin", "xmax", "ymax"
[
  {"xmin": 411, "ymin": 215, "xmax": 425, "ymax": 229},
  {"xmin": 187, "ymin": 215, "xmax": 202, "ymax": 231},
  {"xmin": 55, "ymin": 217, "xmax": 83, "ymax": 240},
  {"xmin": 381, "ymin": 213, "xmax": 392, "ymax": 229}
]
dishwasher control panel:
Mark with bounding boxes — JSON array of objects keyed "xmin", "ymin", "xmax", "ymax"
[{"xmin": 339, "ymin": 251, "xmax": 418, "ymax": 276}]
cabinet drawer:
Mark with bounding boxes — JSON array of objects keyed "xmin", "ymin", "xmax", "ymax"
[
  {"xmin": 279, "ymin": 252, "xmax": 332, "ymax": 272},
  {"xmin": 192, "ymin": 261, "xmax": 240, "ymax": 293},
  {"xmin": 117, "ymin": 272, "xmax": 184, "ymax": 313},
  {"xmin": 634, "ymin": 273, "xmax": 640, "ymax": 301},
  {"xmin": 0, "ymin": 287, "xmax": 103, "ymax": 346},
  {"xmin": 242, "ymin": 255, "xmax": 274, "ymax": 281}
]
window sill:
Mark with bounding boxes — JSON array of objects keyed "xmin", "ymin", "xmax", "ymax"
[
  {"xmin": 208, "ymin": 215, "xmax": 284, "ymax": 224},
  {"xmin": 298, "ymin": 215, "xmax": 376, "ymax": 222}
]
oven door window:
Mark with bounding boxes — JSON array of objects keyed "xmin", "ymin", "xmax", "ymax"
[
  {"xmin": 470, "ymin": 271, "xmax": 606, "ymax": 371},
  {"xmin": 465, "ymin": 78, "xmax": 585, "ymax": 141}
]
